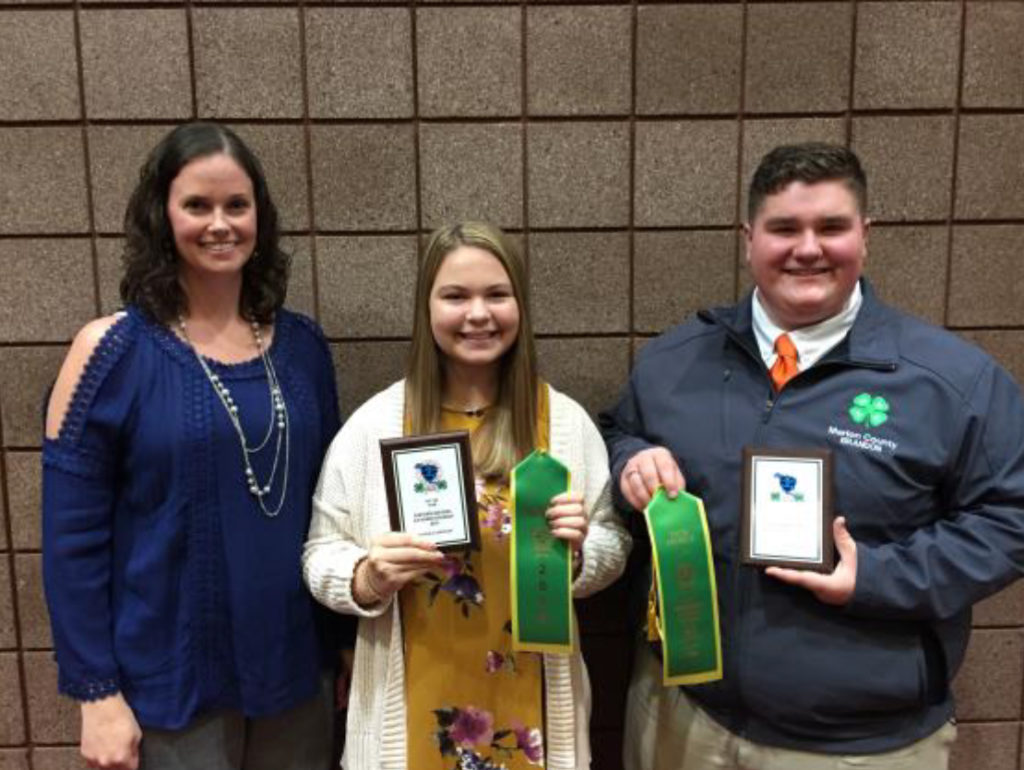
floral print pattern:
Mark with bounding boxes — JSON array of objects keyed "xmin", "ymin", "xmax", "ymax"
[
  {"xmin": 485, "ymin": 621, "xmax": 518, "ymax": 675},
  {"xmin": 479, "ymin": 486, "xmax": 512, "ymax": 539},
  {"xmin": 417, "ymin": 483, "xmax": 512, "ymax": 616},
  {"xmin": 421, "ymin": 552, "xmax": 484, "ymax": 617},
  {"xmin": 434, "ymin": 706, "xmax": 544, "ymax": 769},
  {"xmin": 512, "ymin": 724, "xmax": 544, "ymax": 764},
  {"xmin": 404, "ymin": 405, "xmax": 548, "ymax": 769}
]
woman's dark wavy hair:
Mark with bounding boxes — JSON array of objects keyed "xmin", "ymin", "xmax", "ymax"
[{"xmin": 119, "ymin": 122, "xmax": 289, "ymax": 325}]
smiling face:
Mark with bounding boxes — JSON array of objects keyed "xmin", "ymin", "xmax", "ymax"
[
  {"xmin": 429, "ymin": 245, "xmax": 521, "ymax": 375},
  {"xmin": 166, "ymin": 152, "xmax": 256, "ymax": 282},
  {"xmin": 745, "ymin": 180, "xmax": 868, "ymax": 330}
]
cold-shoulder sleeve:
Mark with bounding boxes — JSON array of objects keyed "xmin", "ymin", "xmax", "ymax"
[{"xmin": 42, "ymin": 314, "xmax": 137, "ymax": 701}]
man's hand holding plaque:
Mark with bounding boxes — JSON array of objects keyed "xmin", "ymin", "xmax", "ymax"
[{"xmin": 764, "ymin": 517, "xmax": 858, "ymax": 606}]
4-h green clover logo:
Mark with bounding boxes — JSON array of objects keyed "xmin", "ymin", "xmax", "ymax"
[{"xmin": 848, "ymin": 393, "xmax": 890, "ymax": 427}]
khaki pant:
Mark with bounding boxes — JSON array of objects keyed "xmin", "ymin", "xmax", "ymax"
[{"xmin": 624, "ymin": 642, "xmax": 956, "ymax": 770}]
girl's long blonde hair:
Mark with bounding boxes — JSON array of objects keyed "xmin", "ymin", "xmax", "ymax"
[{"xmin": 405, "ymin": 222, "xmax": 538, "ymax": 478}]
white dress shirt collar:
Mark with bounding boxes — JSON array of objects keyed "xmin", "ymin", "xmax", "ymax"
[{"xmin": 752, "ymin": 282, "xmax": 863, "ymax": 372}]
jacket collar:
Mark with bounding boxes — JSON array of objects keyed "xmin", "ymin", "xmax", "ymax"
[{"xmin": 700, "ymin": 278, "xmax": 899, "ymax": 370}]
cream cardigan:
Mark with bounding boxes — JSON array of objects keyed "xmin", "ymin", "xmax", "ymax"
[{"xmin": 304, "ymin": 381, "xmax": 631, "ymax": 770}]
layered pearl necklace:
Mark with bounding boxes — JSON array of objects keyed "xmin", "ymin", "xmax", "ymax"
[{"xmin": 177, "ymin": 316, "xmax": 291, "ymax": 518}]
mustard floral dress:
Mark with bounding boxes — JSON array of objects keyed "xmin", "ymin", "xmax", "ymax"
[{"xmin": 400, "ymin": 390, "xmax": 551, "ymax": 770}]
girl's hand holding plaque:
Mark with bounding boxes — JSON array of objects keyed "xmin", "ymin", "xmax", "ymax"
[{"xmin": 353, "ymin": 532, "xmax": 445, "ymax": 606}]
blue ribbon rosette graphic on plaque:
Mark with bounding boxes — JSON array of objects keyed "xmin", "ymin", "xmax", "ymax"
[
  {"xmin": 771, "ymin": 473, "xmax": 804, "ymax": 502},
  {"xmin": 414, "ymin": 460, "xmax": 448, "ymax": 493}
]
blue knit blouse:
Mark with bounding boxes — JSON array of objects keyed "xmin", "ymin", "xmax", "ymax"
[{"xmin": 42, "ymin": 306, "xmax": 343, "ymax": 730}]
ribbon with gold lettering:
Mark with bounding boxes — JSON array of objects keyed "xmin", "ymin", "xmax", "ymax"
[
  {"xmin": 510, "ymin": 450, "xmax": 573, "ymax": 654},
  {"xmin": 644, "ymin": 488, "xmax": 722, "ymax": 685}
]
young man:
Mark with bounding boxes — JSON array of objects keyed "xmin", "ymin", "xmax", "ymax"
[{"xmin": 601, "ymin": 143, "xmax": 1024, "ymax": 769}]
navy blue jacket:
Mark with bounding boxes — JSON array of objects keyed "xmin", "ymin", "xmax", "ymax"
[{"xmin": 601, "ymin": 281, "xmax": 1024, "ymax": 753}]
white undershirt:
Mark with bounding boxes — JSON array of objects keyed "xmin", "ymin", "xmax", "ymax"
[{"xmin": 751, "ymin": 282, "xmax": 863, "ymax": 372}]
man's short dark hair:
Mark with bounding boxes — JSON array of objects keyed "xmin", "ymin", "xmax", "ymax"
[{"xmin": 748, "ymin": 143, "xmax": 867, "ymax": 222}]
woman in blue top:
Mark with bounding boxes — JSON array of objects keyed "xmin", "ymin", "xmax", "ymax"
[{"xmin": 43, "ymin": 123, "xmax": 344, "ymax": 770}]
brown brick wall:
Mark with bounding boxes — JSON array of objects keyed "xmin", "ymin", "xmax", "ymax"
[{"xmin": 1, "ymin": 1, "xmax": 1023, "ymax": 768}]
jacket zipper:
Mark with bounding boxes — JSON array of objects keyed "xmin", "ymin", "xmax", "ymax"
[
  {"xmin": 709, "ymin": 318, "xmax": 896, "ymax": 734},
  {"xmin": 715, "ymin": 323, "xmax": 897, "ymax": 423}
]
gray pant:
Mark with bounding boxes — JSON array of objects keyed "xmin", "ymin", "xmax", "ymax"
[{"xmin": 140, "ymin": 678, "xmax": 334, "ymax": 770}]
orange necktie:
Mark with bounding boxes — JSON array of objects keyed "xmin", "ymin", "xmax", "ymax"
[{"xmin": 769, "ymin": 333, "xmax": 799, "ymax": 392}]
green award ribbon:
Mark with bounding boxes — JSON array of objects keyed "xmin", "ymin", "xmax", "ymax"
[
  {"xmin": 510, "ymin": 450, "xmax": 573, "ymax": 654},
  {"xmin": 644, "ymin": 488, "xmax": 722, "ymax": 685}
]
